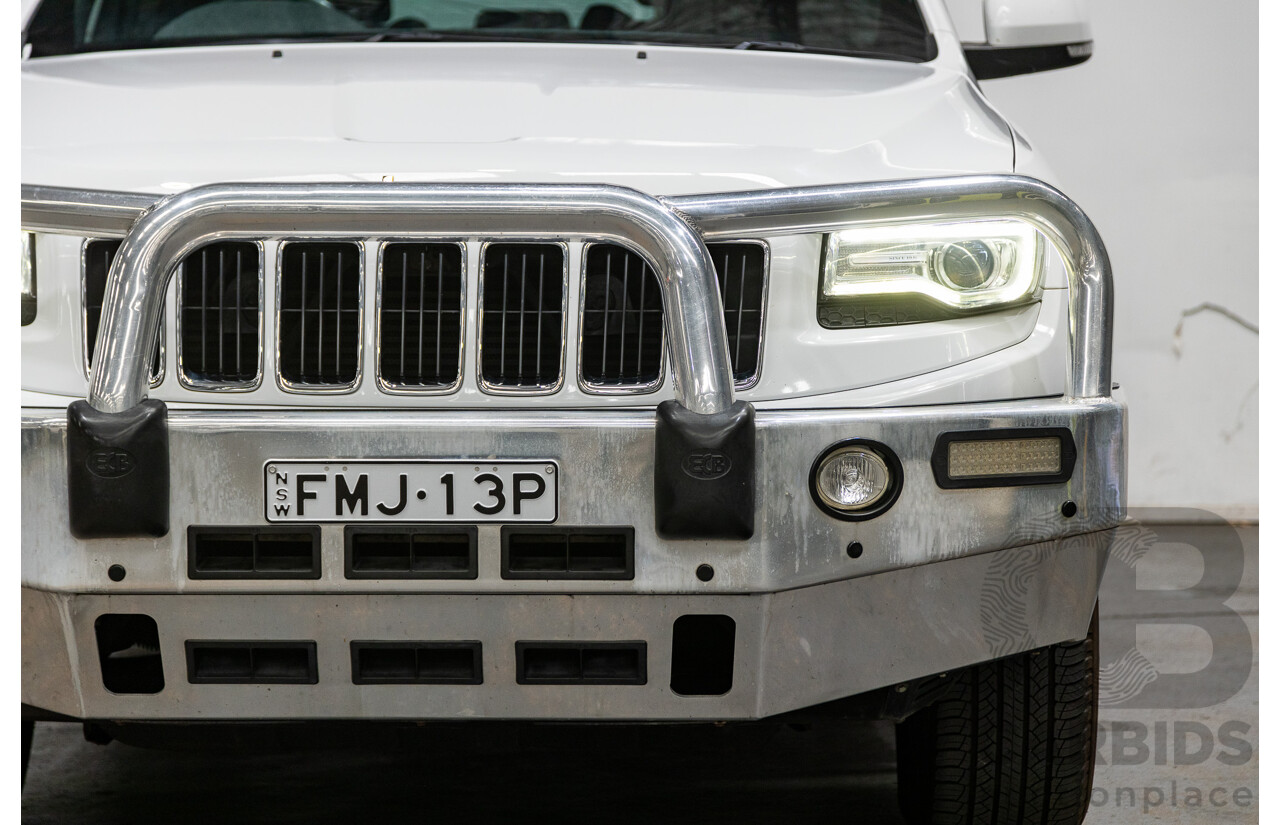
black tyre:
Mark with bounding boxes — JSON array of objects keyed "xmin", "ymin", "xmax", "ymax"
[
  {"xmin": 895, "ymin": 607, "xmax": 1098, "ymax": 825},
  {"xmin": 22, "ymin": 719, "xmax": 34, "ymax": 788}
]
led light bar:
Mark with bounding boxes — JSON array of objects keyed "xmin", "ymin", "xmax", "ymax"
[{"xmin": 931, "ymin": 428, "xmax": 1076, "ymax": 489}]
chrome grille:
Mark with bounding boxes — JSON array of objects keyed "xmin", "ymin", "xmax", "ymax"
[
  {"xmin": 83, "ymin": 239, "xmax": 162, "ymax": 384},
  {"xmin": 378, "ymin": 243, "xmax": 465, "ymax": 391},
  {"xmin": 178, "ymin": 242, "xmax": 262, "ymax": 388},
  {"xmin": 80, "ymin": 236, "xmax": 766, "ymax": 398},
  {"xmin": 479, "ymin": 243, "xmax": 566, "ymax": 392},
  {"xmin": 580, "ymin": 244, "xmax": 664, "ymax": 391},
  {"xmin": 277, "ymin": 242, "xmax": 362, "ymax": 390}
]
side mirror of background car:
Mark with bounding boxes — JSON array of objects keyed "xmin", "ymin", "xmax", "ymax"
[{"xmin": 962, "ymin": 0, "xmax": 1093, "ymax": 80}]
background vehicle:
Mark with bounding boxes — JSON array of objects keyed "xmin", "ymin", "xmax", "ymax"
[{"xmin": 21, "ymin": 1, "xmax": 1122, "ymax": 822}]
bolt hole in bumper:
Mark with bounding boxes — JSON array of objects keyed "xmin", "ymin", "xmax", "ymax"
[{"xmin": 22, "ymin": 176, "xmax": 1123, "ymax": 720}]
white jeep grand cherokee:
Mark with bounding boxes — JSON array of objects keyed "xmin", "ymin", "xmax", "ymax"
[{"xmin": 21, "ymin": 1, "xmax": 1124, "ymax": 821}]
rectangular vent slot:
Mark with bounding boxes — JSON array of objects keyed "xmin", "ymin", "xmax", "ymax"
[
  {"xmin": 480, "ymin": 244, "xmax": 564, "ymax": 390},
  {"xmin": 345, "ymin": 526, "xmax": 478, "ymax": 579},
  {"xmin": 188, "ymin": 526, "xmax": 320, "ymax": 579},
  {"xmin": 179, "ymin": 242, "xmax": 261, "ymax": 387},
  {"xmin": 351, "ymin": 642, "xmax": 483, "ymax": 685},
  {"xmin": 709, "ymin": 243, "xmax": 767, "ymax": 386},
  {"xmin": 277, "ymin": 242, "xmax": 361, "ymax": 388},
  {"xmin": 379, "ymin": 243, "xmax": 464, "ymax": 390},
  {"xmin": 186, "ymin": 641, "xmax": 318, "ymax": 684},
  {"xmin": 581, "ymin": 245, "xmax": 664, "ymax": 389},
  {"xmin": 502, "ymin": 527, "xmax": 634, "ymax": 580},
  {"xmin": 670, "ymin": 614, "xmax": 736, "ymax": 696},
  {"xmin": 84, "ymin": 239, "xmax": 162, "ymax": 383},
  {"xmin": 95, "ymin": 614, "xmax": 164, "ymax": 695},
  {"xmin": 517, "ymin": 642, "xmax": 647, "ymax": 685}
]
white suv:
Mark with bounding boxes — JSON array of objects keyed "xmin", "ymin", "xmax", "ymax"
[{"xmin": 21, "ymin": 2, "xmax": 1123, "ymax": 822}]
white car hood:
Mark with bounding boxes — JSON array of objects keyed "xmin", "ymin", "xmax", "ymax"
[{"xmin": 22, "ymin": 42, "xmax": 1013, "ymax": 197}]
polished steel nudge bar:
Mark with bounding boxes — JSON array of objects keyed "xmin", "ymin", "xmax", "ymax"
[{"xmin": 20, "ymin": 175, "xmax": 1113, "ymax": 412}]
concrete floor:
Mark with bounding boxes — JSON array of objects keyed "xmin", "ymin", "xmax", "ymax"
[{"xmin": 22, "ymin": 525, "xmax": 1258, "ymax": 824}]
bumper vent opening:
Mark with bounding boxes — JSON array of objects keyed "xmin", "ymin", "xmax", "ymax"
[
  {"xmin": 378, "ymin": 243, "xmax": 465, "ymax": 390},
  {"xmin": 186, "ymin": 641, "xmax": 317, "ymax": 684},
  {"xmin": 479, "ymin": 243, "xmax": 565, "ymax": 391},
  {"xmin": 84, "ymin": 239, "xmax": 162, "ymax": 383},
  {"xmin": 516, "ymin": 642, "xmax": 647, "ymax": 685},
  {"xmin": 581, "ymin": 245, "xmax": 664, "ymax": 390},
  {"xmin": 502, "ymin": 527, "xmax": 634, "ymax": 580},
  {"xmin": 188, "ymin": 526, "xmax": 320, "ymax": 579},
  {"xmin": 277, "ymin": 242, "xmax": 362, "ymax": 389},
  {"xmin": 178, "ymin": 242, "xmax": 262, "ymax": 387},
  {"xmin": 351, "ymin": 642, "xmax": 483, "ymax": 685},
  {"xmin": 95, "ymin": 614, "xmax": 164, "ymax": 695},
  {"xmin": 345, "ymin": 526, "xmax": 477, "ymax": 579},
  {"xmin": 671, "ymin": 614, "xmax": 736, "ymax": 696}
]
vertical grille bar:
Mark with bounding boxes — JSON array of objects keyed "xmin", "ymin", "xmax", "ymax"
[
  {"xmin": 178, "ymin": 241, "xmax": 262, "ymax": 387},
  {"xmin": 277, "ymin": 242, "xmax": 362, "ymax": 389},
  {"xmin": 83, "ymin": 239, "xmax": 163, "ymax": 385},
  {"xmin": 480, "ymin": 244, "xmax": 564, "ymax": 391},
  {"xmin": 378, "ymin": 243, "xmax": 464, "ymax": 390}
]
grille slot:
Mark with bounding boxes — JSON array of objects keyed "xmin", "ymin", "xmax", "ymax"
[
  {"xmin": 516, "ymin": 642, "xmax": 647, "ymax": 685},
  {"xmin": 479, "ymin": 243, "xmax": 565, "ymax": 391},
  {"xmin": 502, "ymin": 527, "xmax": 634, "ymax": 580},
  {"xmin": 378, "ymin": 243, "xmax": 465, "ymax": 390},
  {"xmin": 188, "ymin": 526, "xmax": 321, "ymax": 580},
  {"xmin": 579, "ymin": 242, "xmax": 767, "ymax": 390},
  {"xmin": 84, "ymin": 239, "xmax": 162, "ymax": 383},
  {"xmin": 710, "ymin": 242, "xmax": 768, "ymax": 386},
  {"xmin": 178, "ymin": 242, "xmax": 261, "ymax": 387},
  {"xmin": 351, "ymin": 642, "xmax": 483, "ymax": 685},
  {"xmin": 277, "ymin": 242, "xmax": 362, "ymax": 389},
  {"xmin": 186, "ymin": 641, "xmax": 318, "ymax": 684},
  {"xmin": 345, "ymin": 526, "xmax": 478, "ymax": 579},
  {"xmin": 580, "ymin": 245, "xmax": 664, "ymax": 390}
]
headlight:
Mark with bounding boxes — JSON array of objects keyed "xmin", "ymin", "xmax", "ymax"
[
  {"xmin": 819, "ymin": 218, "xmax": 1043, "ymax": 328},
  {"xmin": 21, "ymin": 232, "xmax": 36, "ymax": 326}
]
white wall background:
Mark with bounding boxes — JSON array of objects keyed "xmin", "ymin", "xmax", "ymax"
[{"xmin": 946, "ymin": 0, "xmax": 1258, "ymax": 518}]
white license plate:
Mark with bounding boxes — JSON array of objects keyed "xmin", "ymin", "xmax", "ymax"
[{"xmin": 264, "ymin": 460, "xmax": 558, "ymax": 523}]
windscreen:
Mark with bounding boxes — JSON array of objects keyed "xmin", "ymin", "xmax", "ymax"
[{"xmin": 26, "ymin": 0, "xmax": 935, "ymax": 62}]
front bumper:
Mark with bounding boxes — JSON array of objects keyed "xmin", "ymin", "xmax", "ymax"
[{"xmin": 23, "ymin": 397, "xmax": 1123, "ymax": 721}]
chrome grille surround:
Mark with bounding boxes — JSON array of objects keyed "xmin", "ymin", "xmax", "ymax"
[
  {"xmin": 81, "ymin": 238, "xmax": 164, "ymax": 388},
  {"xmin": 374, "ymin": 240, "xmax": 467, "ymax": 395},
  {"xmin": 274, "ymin": 239, "xmax": 366, "ymax": 394},
  {"xmin": 176, "ymin": 240, "xmax": 265, "ymax": 392},
  {"xmin": 475, "ymin": 240, "xmax": 570, "ymax": 396}
]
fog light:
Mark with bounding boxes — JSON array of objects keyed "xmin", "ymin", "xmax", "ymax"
[
  {"xmin": 810, "ymin": 441, "xmax": 901, "ymax": 521},
  {"xmin": 931, "ymin": 428, "xmax": 1076, "ymax": 488}
]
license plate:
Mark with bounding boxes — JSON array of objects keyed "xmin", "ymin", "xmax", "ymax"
[{"xmin": 264, "ymin": 460, "xmax": 558, "ymax": 523}]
